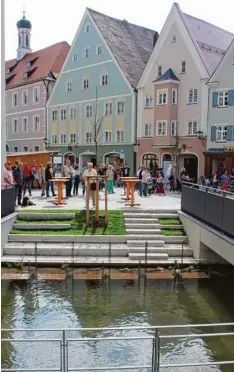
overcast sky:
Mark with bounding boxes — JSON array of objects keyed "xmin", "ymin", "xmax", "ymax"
[{"xmin": 5, "ymin": 0, "xmax": 234, "ymax": 60}]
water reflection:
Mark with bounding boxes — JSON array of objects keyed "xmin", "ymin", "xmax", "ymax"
[{"xmin": 1, "ymin": 271, "xmax": 234, "ymax": 371}]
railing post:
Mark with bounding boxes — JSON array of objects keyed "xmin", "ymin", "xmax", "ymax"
[
  {"xmin": 153, "ymin": 329, "xmax": 160, "ymax": 372},
  {"xmin": 62, "ymin": 330, "xmax": 66, "ymax": 372}
]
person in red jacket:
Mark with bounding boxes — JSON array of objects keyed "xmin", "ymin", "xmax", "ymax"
[{"xmin": 23, "ymin": 163, "xmax": 32, "ymax": 196}]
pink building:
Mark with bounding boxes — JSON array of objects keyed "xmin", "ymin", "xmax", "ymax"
[{"xmin": 5, "ymin": 13, "xmax": 69, "ymax": 153}]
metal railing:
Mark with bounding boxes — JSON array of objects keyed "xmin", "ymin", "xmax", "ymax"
[{"xmin": 2, "ymin": 323, "xmax": 234, "ymax": 371}]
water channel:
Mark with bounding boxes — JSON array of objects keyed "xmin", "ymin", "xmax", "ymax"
[{"xmin": 1, "ymin": 268, "xmax": 234, "ymax": 371}]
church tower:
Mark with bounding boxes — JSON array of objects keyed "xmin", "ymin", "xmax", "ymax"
[{"xmin": 16, "ymin": 11, "xmax": 32, "ymax": 60}]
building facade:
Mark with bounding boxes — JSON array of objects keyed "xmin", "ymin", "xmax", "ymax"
[
  {"xmin": 205, "ymin": 38, "xmax": 234, "ymax": 176},
  {"xmin": 136, "ymin": 3, "xmax": 233, "ymax": 179},
  {"xmin": 5, "ymin": 13, "xmax": 69, "ymax": 153},
  {"xmin": 46, "ymin": 8, "xmax": 157, "ymax": 173}
]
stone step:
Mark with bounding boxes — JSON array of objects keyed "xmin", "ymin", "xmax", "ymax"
[
  {"xmin": 124, "ymin": 213, "xmax": 178, "ymax": 219},
  {"xmin": 127, "ymin": 240, "xmax": 165, "ymax": 247},
  {"xmin": 8, "ymin": 234, "xmax": 127, "ymax": 243},
  {"xmin": 128, "ymin": 247, "xmax": 167, "ymax": 253},
  {"xmin": 124, "ymin": 218, "xmax": 159, "ymax": 224},
  {"xmin": 129, "ymin": 252, "xmax": 169, "ymax": 260},
  {"xmin": 13, "ymin": 223, "xmax": 71, "ymax": 230},
  {"xmin": 17, "ymin": 213, "xmax": 75, "ymax": 221},
  {"xmin": 125, "ymin": 209, "xmax": 178, "ymax": 214},
  {"xmin": 125, "ymin": 223, "xmax": 182, "ymax": 230},
  {"xmin": 127, "ymin": 235, "xmax": 188, "ymax": 243},
  {"xmin": 126, "ymin": 229, "xmax": 161, "ymax": 235}
]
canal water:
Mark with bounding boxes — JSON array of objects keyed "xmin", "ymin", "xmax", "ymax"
[{"xmin": 1, "ymin": 269, "xmax": 234, "ymax": 371}]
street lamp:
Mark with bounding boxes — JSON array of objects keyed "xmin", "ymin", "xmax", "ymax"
[
  {"xmin": 196, "ymin": 130, "xmax": 206, "ymax": 146},
  {"xmin": 43, "ymin": 137, "xmax": 50, "ymax": 148}
]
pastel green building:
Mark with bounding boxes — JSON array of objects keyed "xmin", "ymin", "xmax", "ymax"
[{"xmin": 47, "ymin": 8, "xmax": 157, "ymax": 173}]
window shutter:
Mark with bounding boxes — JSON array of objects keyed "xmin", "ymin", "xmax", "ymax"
[
  {"xmin": 228, "ymin": 90, "xmax": 234, "ymax": 105},
  {"xmin": 211, "ymin": 126, "xmax": 217, "ymax": 141},
  {"xmin": 226, "ymin": 125, "xmax": 234, "ymax": 141},
  {"xmin": 212, "ymin": 92, "xmax": 218, "ymax": 107}
]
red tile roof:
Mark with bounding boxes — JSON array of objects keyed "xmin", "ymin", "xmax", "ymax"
[{"xmin": 5, "ymin": 41, "xmax": 70, "ymax": 89}]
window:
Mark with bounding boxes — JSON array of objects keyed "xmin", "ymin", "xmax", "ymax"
[
  {"xmin": 101, "ymin": 73, "xmax": 108, "ymax": 86},
  {"xmin": 157, "ymin": 65, "xmax": 162, "ymax": 77},
  {"xmin": 25, "ymin": 34, "xmax": 29, "ymax": 47},
  {"xmin": 22, "ymin": 90, "xmax": 28, "ymax": 106},
  {"xmin": 144, "ymin": 123, "xmax": 152, "ymax": 137},
  {"xmin": 145, "ymin": 94, "xmax": 153, "ymax": 108},
  {"xmin": 96, "ymin": 45, "xmax": 103, "ymax": 55},
  {"xmin": 187, "ymin": 120, "xmax": 198, "ymax": 135},
  {"xmin": 18, "ymin": 35, "xmax": 21, "ymax": 47},
  {"xmin": 104, "ymin": 130, "xmax": 112, "ymax": 143},
  {"xmin": 14, "ymin": 146, "xmax": 18, "ymax": 152},
  {"xmin": 34, "ymin": 146, "xmax": 39, "ymax": 152},
  {"xmin": 52, "ymin": 110, "xmax": 57, "ymax": 121},
  {"xmin": 172, "ymin": 35, "xmax": 176, "ymax": 42},
  {"xmin": 66, "ymin": 81, "xmax": 72, "ymax": 92},
  {"xmin": 180, "ymin": 61, "xmax": 186, "ymax": 73},
  {"xmin": 116, "ymin": 130, "xmax": 124, "ymax": 142},
  {"xmin": 12, "ymin": 92, "xmax": 18, "ymax": 107},
  {"xmin": 60, "ymin": 109, "xmax": 66, "ymax": 120},
  {"xmin": 85, "ymin": 132, "xmax": 92, "ymax": 143},
  {"xmin": 157, "ymin": 89, "xmax": 168, "ymax": 105},
  {"xmin": 188, "ymin": 89, "xmax": 198, "ymax": 104},
  {"xmin": 23, "ymin": 146, "xmax": 28, "ymax": 152},
  {"xmin": 105, "ymin": 102, "xmax": 112, "ymax": 115},
  {"xmin": 171, "ymin": 120, "xmax": 177, "ymax": 136},
  {"xmin": 216, "ymin": 125, "xmax": 227, "ymax": 141},
  {"xmin": 72, "ymin": 52, "xmax": 78, "ymax": 61},
  {"xmin": 60, "ymin": 134, "xmax": 66, "ymax": 144},
  {"xmin": 142, "ymin": 153, "xmax": 159, "ymax": 169},
  {"xmin": 84, "ymin": 46, "xmax": 90, "ymax": 58},
  {"xmin": 12, "ymin": 119, "xmax": 18, "ymax": 133},
  {"xmin": 82, "ymin": 77, "xmax": 89, "ymax": 89},
  {"xmin": 51, "ymin": 134, "xmax": 57, "ymax": 144},
  {"xmin": 86, "ymin": 105, "xmax": 92, "ymax": 117},
  {"xmin": 22, "ymin": 117, "xmax": 28, "ymax": 132},
  {"xmin": 156, "ymin": 120, "xmax": 167, "ymax": 136},
  {"xmin": 218, "ymin": 91, "xmax": 229, "ymax": 107},
  {"xmin": 33, "ymin": 87, "xmax": 40, "ymax": 103},
  {"xmin": 70, "ymin": 107, "xmax": 76, "ymax": 119},
  {"xmin": 70, "ymin": 133, "xmax": 76, "ymax": 144},
  {"xmin": 172, "ymin": 89, "xmax": 177, "ymax": 105},
  {"xmin": 85, "ymin": 24, "xmax": 90, "ymax": 32},
  {"xmin": 33, "ymin": 116, "xmax": 40, "ymax": 132},
  {"xmin": 117, "ymin": 101, "xmax": 124, "ymax": 114}
]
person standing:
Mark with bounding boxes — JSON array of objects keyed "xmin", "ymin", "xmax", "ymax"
[
  {"xmin": 13, "ymin": 162, "xmax": 24, "ymax": 206},
  {"xmin": 221, "ymin": 170, "xmax": 229, "ymax": 191},
  {"xmin": 31, "ymin": 160, "xmax": 40, "ymax": 189},
  {"xmin": 141, "ymin": 167, "xmax": 148, "ymax": 197},
  {"xmin": 3, "ymin": 161, "xmax": 14, "ymax": 188},
  {"xmin": 73, "ymin": 166, "xmax": 81, "ymax": 196},
  {"xmin": 81, "ymin": 162, "xmax": 87, "ymax": 196},
  {"xmin": 63, "ymin": 158, "xmax": 74, "ymax": 197},
  {"xmin": 39, "ymin": 164, "xmax": 46, "ymax": 196},
  {"xmin": 23, "ymin": 163, "xmax": 32, "ymax": 196},
  {"xmin": 137, "ymin": 166, "xmax": 144, "ymax": 196},
  {"xmin": 106, "ymin": 165, "xmax": 114, "ymax": 194},
  {"xmin": 45, "ymin": 162, "xmax": 56, "ymax": 197},
  {"xmin": 83, "ymin": 162, "xmax": 97, "ymax": 207}
]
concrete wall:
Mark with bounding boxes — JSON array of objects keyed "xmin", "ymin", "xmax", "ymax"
[
  {"xmin": 178, "ymin": 211, "xmax": 234, "ymax": 265},
  {"xmin": 1, "ymin": 213, "xmax": 17, "ymax": 254}
]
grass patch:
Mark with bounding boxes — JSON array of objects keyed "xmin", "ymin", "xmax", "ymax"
[
  {"xmin": 161, "ymin": 229, "xmax": 185, "ymax": 236},
  {"xmin": 12, "ymin": 210, "xmax": 126, "ymax": 235},
  {"xmin": 159, "ymin": 218, "xmax": 180, "ymax": 225}
]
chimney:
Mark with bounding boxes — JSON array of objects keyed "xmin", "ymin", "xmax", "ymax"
[{"xmin": 153, "ymin": 31, "xmax": 159, "ymax": 48}]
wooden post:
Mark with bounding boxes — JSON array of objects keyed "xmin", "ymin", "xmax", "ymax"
[
  {"xmin": 104, "ymin": 176, "xmax": 108, "ymax": 224},
  {"xmin": 130, "ymin": 181, "xmax": 134, "ymax": 207},
  {"xmin": 95, "ymin": 177, "xmax": 99, "ymax": 222},
  {"xmin": 86, "ymin": 181, "xmax": 90, "ymax": 225}
]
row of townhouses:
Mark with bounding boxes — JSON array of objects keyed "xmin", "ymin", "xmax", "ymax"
[{"xmin": 5, "ymin": 4, "xmax": 234, "ymax": 179}]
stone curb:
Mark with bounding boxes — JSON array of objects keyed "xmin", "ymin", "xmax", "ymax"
[
  {"xmin": 8, "ymin": 234, "xmax": 128, "ymax": 243},
  {"xmin": 13, "ymin": 224, "xmax": 71, "ymax": 230},
  {"xmin": 17, "ymin": 213, "xmax": 75, "ymax": 220}
]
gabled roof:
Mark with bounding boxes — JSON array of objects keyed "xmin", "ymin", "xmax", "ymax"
[
  {"xmin": 153, "ymin": 68, "xmax": 179, "ymax": 82},
  {"xmin": 88, "ymin": 8, "xmax": 158, "ymax": 88},
  {"xmin": 207, "ymin": 37, "xmax": 234, "ymax": 83},
  {"xmin": 5, "ymin": 41, "xmax": 70, "ymax": 89}
]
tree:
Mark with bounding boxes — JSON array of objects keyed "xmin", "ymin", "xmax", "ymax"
[{"xmin": 90, "ymin": 87, "xmax": 104, "ymax": 166}]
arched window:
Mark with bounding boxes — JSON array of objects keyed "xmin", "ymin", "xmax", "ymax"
[
  {"xmin": 26, "ymin": 34, "xmax": 29, "ymax": 48},
  {"xmin": 18, "ymin": 35, "xmax": 21, "ymax": 47},
  {"xmin": 163, "ymin": 154, "xmax": 172, "ymax": 162},
  {"xmin": 142, "ymin": 153, "xmax": 159, "ymax": 171}
]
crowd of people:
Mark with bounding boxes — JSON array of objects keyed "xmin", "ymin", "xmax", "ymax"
[{"xmin": 208, "ymin": 168, "xmax": 234, "ymax": 192}]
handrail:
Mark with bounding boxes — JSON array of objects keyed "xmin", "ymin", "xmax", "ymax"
[{"xmin": 182, "ymin": 181, "xmax": 234, "ymax": 196}]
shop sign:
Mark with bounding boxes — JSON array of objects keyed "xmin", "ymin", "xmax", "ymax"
[{"xmin": 224, "ymin": 146, "xmax": 234, "ymax": 152}]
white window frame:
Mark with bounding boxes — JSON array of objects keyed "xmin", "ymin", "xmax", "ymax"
[
  {"xmin": 100, "ymin": 73, "xmax": 108, "ymax": 86},
  {"xmin": 12, "ymin": 92, "xmax": 18, "ymax": 108},
  {"xmin": 66, "ymin": 80, "xmax": 72, "ymax": 92},
  {"xmin": 157, "ymin": 65, "xmax": 162, "ymax": 77},
  {"xmin": 12, "ymin": 118, "xmax": 18, "ymax": 133},
  {"xmin": 105, "ymin": 102, "xmax": 113, "ymax": 115},
  {"xmin": 82, "ymin": 76, "xmax": 89, "ymax": 90},
  {"xmin": 188, "ymin": 89, "xmax": 198, "ymax": 104},
  {"xmin": 216, "ymin": 125, "xmax": 227, "ymax": 141},
  {"xmin": 104, "ymin": 130, "xmax": 112, "ymax": 143},
  {"xmin": 60, "ymin": 133, "xmax": 66, "ymax": 144},
  {"xmin": 180, "ymin": 60, "xmax": 186, "ymax": 74},
  {"xmin": 70, "ymin": 133, "xmax": 76, "ymax": 144},
  {"xmin": 144, "ymin": 123, "xmax": 152, "ymax": 137},
  {"xmin": 72, "ymin": 52, "xmax": 78, "ymax": 61},
  {"xmin": 23, "ymin": 146, "xmax": 28, "ymax": 152},
  {"xmin": 85, "ymin": 132, "xmax": 92, "ymax": 144},
  {"xmin": 22, "ymin": 116, "xmax": 28, "ymax": 132},
  {"xmin": 34, "ymin": 146, "xmax": 40, "ymax": 152},
  {"xmin": 171, "ymin": 120, "xmax": 177, "ymax": 137},
  {"xmin": 84, "ymin": 23, "xmax": 90, "ymax": 33},
  {"xmin": 96, "ymin": 45, "xmax": 103, "ymax": 55},
  {"xmin": 52, "ymin": 110, "xmax": 57, "ymax": 121},
  {"xmin": 33, "ymin": 86, "xmax": 40, "ymax": 104},
  {"xmin": 116, "ymin": 130, "xmax": 124, "ymax": 143},
  {"xmin": 187, "ymin": 120, "xmax": 198, "ymax": 136},
  {"xmin": 33, "ymin": 115, "xmax": 40, "ymax": 132},
  {"xmin": 172, "ymin": 89, "xmax": 177, "ymax": 105},
  {"xmin": 84, "ymin": 46, "xmax": 90, "ymax": 59},
  {"xmin": 145, "ymin": 94, "xmax": 153, "ymax": 108},
  {"xmin": 70, "ymin": 107, "xmax": 76, "ymax": 120},
  {"xmin": 117, "ymin": 101, "xmax": 124, "ymax": 115},
  {"xmin": 60, "ymin": 109, "xmax": 67, "ymax": 120},
  {"xmin": 157, "ymin": 89, "xmax": 168, "ymax": 106},
  {"xmin": 86, "ymin": 105, "xmax": 92, "ymax": 118},
  {"xmin": 218, "ymin": 91, "xmax": 229, "ymax": 107},
  {"xmin": 156, "ymin": 120, "xmax": 167, "ymax": 136},
  {"xmin": 22, "ymin": 89, "xmax": 28, "ymax": 106},
  {"xmin": 51, "ymin": 134, "xmax": 57, "ymax": 145}
]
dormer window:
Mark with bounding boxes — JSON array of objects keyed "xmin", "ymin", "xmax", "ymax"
[
  {"xmin": 26, "ymin": 57, "xmax": 38, "ymax": 68},
  {"xmin": 24, "ymin": 72, "xmax": 28, "ymax": 79},
  {"xmin": 6, "ymin": 68, "xmax": 10, "ymax": 74},
  {"xmin": 85, "ymin": 23, "xmax": 90, "ymax": 32}
]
